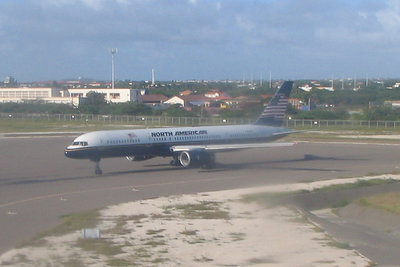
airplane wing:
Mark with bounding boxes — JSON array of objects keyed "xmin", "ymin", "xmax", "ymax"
[{"xmin": 170, "ymin": 142, "xmax": 295, "ymax": 153}]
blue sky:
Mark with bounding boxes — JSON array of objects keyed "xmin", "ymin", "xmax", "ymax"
[{"xmin": 1, "ymin": 0, "xmax": 400, "ymax": 81}]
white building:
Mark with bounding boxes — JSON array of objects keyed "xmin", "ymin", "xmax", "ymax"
[
  {"xmin": 0, "ymin": 87, "xmax": 78, "ymax": 105},
  {"xmin": 68, "ymin": 88, "xmax": 141, "ymax": 104},
  {"xmin": 164, "ymin": 96, "xmax": 185, "ymax": 106}
]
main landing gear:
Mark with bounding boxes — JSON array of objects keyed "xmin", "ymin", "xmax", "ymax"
[{"xmin": 91, "ymin": 158, "xmax": 103, "ymax": 175}]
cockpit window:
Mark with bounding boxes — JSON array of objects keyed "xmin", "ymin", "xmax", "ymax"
[{"xmin": 72, "ymin": 141, "xmax": 88, "ymax": 146}]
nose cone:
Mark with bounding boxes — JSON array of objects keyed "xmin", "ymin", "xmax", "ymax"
[
  {"xmin": 64, "ymin": 146, "xmax": 74, "ymax": 158},
  {"xmin": 64, "ymin": 146, "xmax": 92, "ymax": 159},
  {"xmin": 64, "ymin": 149, "xmax": 72, "ymax": 158}
]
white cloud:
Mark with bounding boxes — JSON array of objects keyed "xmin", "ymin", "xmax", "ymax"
[
  {"xmin": 358, "ymin": 12, "xmax": 368, "ymax": 20},
  {"xmin": 216, "ymin": 2, "xmax": 222, "ymax": 11},
  {"xmin": 376, "ymin": 0, "xmax": 400, "ymax": 34},
  {"xmin": 235, "ymin": 15, "xmax": 255, "ymax": 32},
  {"xmin": 115, "ymin": 0, "xmax": 131, "ymax": 5},
  {"xmin": 2, "ymin": 0, "xmax": 400, "ymax": 80},
  {"xmin": 80, "ymin": 0, "xmax": 105, "ymax": 10},
  {"xmin": 36, "ymin": 0, "xmax": 107, "ymax": 10}
]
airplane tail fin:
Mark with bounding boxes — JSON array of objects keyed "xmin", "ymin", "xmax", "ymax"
[{"xmin": 255, "ymin": 81, "xmax": 293, "ymax": 126}]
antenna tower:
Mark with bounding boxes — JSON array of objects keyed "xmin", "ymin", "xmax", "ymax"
[{"xmin": 110, "ymin": 48, "xmax": 118, "ymax": 89}]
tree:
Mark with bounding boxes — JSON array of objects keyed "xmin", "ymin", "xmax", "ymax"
[
  {"xmin": 162, "ymin": 104, "xmax": 197, "ymax": 117},
  {"xmin": 85, "ymin": 91, "xmax": 106, "ymax": 105},
  {"xmin": 79, "ymin": 91, "xmax": 106, "ymax": 114},
  {"xmin": 111, "ymin": 103, "xmax": 153, "ymax": 115}
]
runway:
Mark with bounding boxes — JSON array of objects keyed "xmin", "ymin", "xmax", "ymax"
[{"xmin": 1, "ymin": 136, "xmax": 400, "ymax": 256}]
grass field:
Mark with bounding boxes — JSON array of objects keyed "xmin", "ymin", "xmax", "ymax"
[
  {"xmin": 358, "ymin": 192, "xmax": 400, "ymax": 215},
  {"xmin": 0, "ymin": 119, "xmax": 146, "ymax": 133}
]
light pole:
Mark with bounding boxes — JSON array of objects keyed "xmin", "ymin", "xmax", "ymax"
[{"xmin": 110, "ymin": 48, "xmax": 117, "ymax": 89}]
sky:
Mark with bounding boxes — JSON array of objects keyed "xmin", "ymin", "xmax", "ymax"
[{"xmin": 0, "ymin": 0, "xmax": 400, "ymax": 82}]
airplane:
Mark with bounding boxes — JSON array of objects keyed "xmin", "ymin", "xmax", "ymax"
[{"xmin": 65, "ymin": 81, "xmax": 294, "ymax": 175}]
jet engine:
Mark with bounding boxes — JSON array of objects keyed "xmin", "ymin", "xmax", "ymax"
[{"xmin": 177, "ymin": 151, "xmax": 215, "ymax": 168}]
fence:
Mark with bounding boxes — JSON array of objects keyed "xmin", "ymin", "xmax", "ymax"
[
  {"xmin": 2, "ymin": 112, "xmax": 400, "ymax": 129},
  {"xmin": 0, "ymin": 112, "xmax": 254, "ymax": 126},
  {"xmin": 285, "ymin": 119, "xmax": 400, "ymax": 129}
]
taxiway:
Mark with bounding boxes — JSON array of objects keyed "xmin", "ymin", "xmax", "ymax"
[{"xmin": 1, "ymin": 136, "xmax": 400, "ymax": 259}]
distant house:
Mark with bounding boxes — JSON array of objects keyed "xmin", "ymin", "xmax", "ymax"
[
  {"xmin": 165, "ymin": 95, "xmax": 211, "ymax": 109},
  {"xmin": 141, "ymin": 94, "xmax": 168, "ymax": 106},
  {"xmin": 393, "ymin": 82, "xmax": 400, "ymax": 88},
  {"xmin": 288, "ymin": 98, "xmax": 303, "ymax": 110},
  {"xmin": 316, "ymin": 87, "xmax": 335, "ymax": 91},
  {"xmin": 299, "ymin": 84, "xmax": 312, "ymax": 92},
  {"xmin": 204, "ymin": 90, "xmax": 223, "ymax": 98},
  {"xmin": 204, "ymin": 90, "xmax": 231, "ymax": 101},
  {"xmin": 384, "ymin": 100, "xmax": 400, "ymax": 108},
  {"xmin": 222, "ymin": 96, "xmax": 261, "ymax": 110},
  {"xmin": 179, "ymin": 90, "xmax": 192, "ymax": 96},
  {"xmin": 164, "ymin": 96, "xmax": 186, "ymax": 107}
]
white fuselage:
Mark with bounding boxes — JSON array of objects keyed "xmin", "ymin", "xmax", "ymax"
[{"xmin": 64, "ymin": 124, "xmax": 291, "ymax": 160}]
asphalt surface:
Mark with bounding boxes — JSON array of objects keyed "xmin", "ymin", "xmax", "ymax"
[{"xmin": 1, "ymin": 136, "xmax": 400, "ymax": 264}]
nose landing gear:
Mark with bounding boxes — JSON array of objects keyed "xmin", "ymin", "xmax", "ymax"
[{"xmin": 91, "ymin": 158, "xmax": 103, "ymax": 175}]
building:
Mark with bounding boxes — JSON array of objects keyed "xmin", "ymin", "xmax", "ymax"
[
  {"xmin": 68, "ymin": 88, "xmax": 141, "ymax": 104},
  {"xmin": 0, "ymin": 87, "xmax": 142, "ymax": 106},
  {"xmin": 288, "ymin": 98, "xmax": 303, "ymax": 110},
  {"xmin": 384, "ymin": 100, "xmax": 400, "ymax": 108},
  {"xmin": 164, "ymin": 95, "xmax": 211, "ymax": 110},
  {"xmin": 4, "ymin": 76, "xmax": 17, "ymax": 86},
  {"xmin": 141, "ymin": 94, "xmax": 168, "ymax": 106},
  {"xmin": 179, "ymin": 90, "xmax": 192, "ymax": 96},
  {"xmin": 0, "ymin": 87, "xmax": 78, "ymax": 105}
]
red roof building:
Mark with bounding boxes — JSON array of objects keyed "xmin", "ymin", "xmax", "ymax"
[{"xmin": 141, "ymin": 94, "xmax": 168, "ymax": 105}]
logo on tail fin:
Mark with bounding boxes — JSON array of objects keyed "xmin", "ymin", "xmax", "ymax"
[{"xmin": 255, "ymin": 81, "xmax": 293, "ymax": 126}]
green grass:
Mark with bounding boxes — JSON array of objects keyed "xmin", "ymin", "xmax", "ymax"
[
  {"xmin": 76, "ymin": 238, "xmax": 124, "ymax": 256},
  {"xmin": 143, "ymin": 240, "xmax": 166, "ymax": 247},
  {"xmin": 229, "ymin": 232, "xmax": 246, "ymax": 241},
  {"xmin": 62, "ymin": 257, "xmax": 86, "ymax": 267},
  {"xmin": 331, "ymin": 199, "xmax": 351, "ymax": 208},
  {"xmin": 0, "ymin": 118, "xmax": 146, "ymax": 133},
  {"xmin": 194, "ymin": 255, "xmax": 213, "ymax": 262},
  {"xmin": 241, "ymin": 190, "xmax": 309, "ymax": 208},
  {"xmin": 313, "ymin": 179, "xmax": 398, "ymax": 192},
  {"xmin": 18, "ymin": 210, "xmax": 100, "ymax": 248},
  {"xmin": 180, "ymin": 229, "xmax": 198, "ymax": 236},
  {"xmin": 0, "ymin": 254, "xmax": 32, "ymax": 266},
  {"xmin": 326, "ymin": 240, "xmax": 352, "ymax": 250},
  {"xmin": 242, "ymin": 179, "xmax": 399, "ymax": 208},
  {"xmin": 151, "ymin": 257, "xmax": 168, "ymax": 264},
  {"xmin": 4, "ymin": 117, "xmax": 400, "ymax": 136},
  {"xmin": 106, "ymin": 258, "xmax": 133, "ymax": 266},
  {"xmin": 166, "ymin": 201, "xmax": 230, "ymax": 220},
  {"xmin": 146, "ymin": 229, "xmax": 165, "ymax": 235},
  {"xmin": 358, "ymin": 192, "xmax": 400, "ymax": 215},
  {"xmin": 246, "ymin": 257, "xmax": 276, "ymax": 264},
  {"xmin": 285, "ymin": 128, "xmax": 400, "ymax": 143}
]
